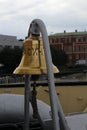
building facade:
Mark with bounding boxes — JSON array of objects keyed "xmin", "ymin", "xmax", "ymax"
[
  {"xmin": 0, "ymin": 34, "xmax": 22, "ymax": 50},
  {"xmin": 49, "ymin": 30, "xmax": 87, "ymax": 66}
]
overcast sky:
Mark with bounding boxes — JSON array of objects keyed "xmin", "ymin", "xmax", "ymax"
[{"xmin": 0, "ymin": 0, "xmax": 87, "ymax": 39}]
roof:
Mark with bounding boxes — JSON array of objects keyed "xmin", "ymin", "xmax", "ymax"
[{"xmin": 49, "ymin": 31, "xmax": 87, "ymax": 37}]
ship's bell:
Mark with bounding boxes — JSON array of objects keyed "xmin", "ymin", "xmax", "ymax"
[{"xmin": 13, "ymin": 36, "xmax": 59, "ymax": 74}]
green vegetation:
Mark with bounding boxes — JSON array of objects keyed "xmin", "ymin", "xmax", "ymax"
[
  {"xmin": 0, "ymin": 47, "xmax": 22, "ymax": 74},
  {"xmin": 50, "ymin": 45, "xmax": 68, "ymax": 70}
]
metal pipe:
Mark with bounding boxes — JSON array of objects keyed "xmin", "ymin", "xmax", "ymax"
[
  {"xmin": 29, "ymin": 19, "xmax": 70, "ymax": 130},
  {"xmin": 24, "ymin": 75, "xmax": 31, "ymax": 130}
]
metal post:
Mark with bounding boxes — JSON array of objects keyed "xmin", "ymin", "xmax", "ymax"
[{"xmin": 24, "ymin": 75, "xmax": 31, "ymax": 130}]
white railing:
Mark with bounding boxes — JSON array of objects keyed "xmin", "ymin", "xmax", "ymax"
[{"xmin": 0, "ymin": 75, "xmax": 25, "ymax": 84}]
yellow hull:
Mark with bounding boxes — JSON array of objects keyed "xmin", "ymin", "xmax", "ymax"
[{"xmin": 1, "ymin": 83, "xmax": 87, "ymax": 114}]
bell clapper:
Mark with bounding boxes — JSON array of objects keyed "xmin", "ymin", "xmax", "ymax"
[{"xmin": 31, "ymin": 80, "xmax": 38, "ymax": 119}]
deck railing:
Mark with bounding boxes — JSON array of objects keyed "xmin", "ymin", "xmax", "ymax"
[{"xmin": 0, "ymin": 75, "xmax": 25, "ymax": 84}]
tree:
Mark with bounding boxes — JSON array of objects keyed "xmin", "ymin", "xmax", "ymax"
[
  {"xmin": 50, "ymin": 45, "xmax": 68, "ymax": 68},
  {"xmin": 0, "ymin": 47, "xmax": 23, "ymax": 73}
]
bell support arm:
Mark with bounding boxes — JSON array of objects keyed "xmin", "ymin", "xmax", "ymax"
[{"xmin": 29, "ymin": 19, "xmax": 70, "ymax": 130}]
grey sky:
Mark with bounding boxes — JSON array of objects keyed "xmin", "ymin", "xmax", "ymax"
[{"xmin": 0, "ymin": 0, "xmax": 87, "ymax": 39}]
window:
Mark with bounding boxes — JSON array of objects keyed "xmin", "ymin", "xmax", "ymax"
[
  {"xmin": 71, "ymin": 38, "xmax": 76, "ymax": 42},
  {"xmin": 5, "ymin": 45, "xmax": 11, "ymax": 48},
  {"xmin": 78, "ymin": 38, "xmax": 82, "ymax": 42},
  {"xmin": 69, "ymin": 55, "xmax": 72, "ymax": 60},
  {"xmin": 56, "ymin": 38, "xmax": 59, "ymax": 43},
  {"xmin": 84, "ymin": 45, "xmax": 87, "ymax": 51},
  {"xmin": 14, "ymin": 46, "xmax": 20, "ymax": 49},
  {"xmin": 80, "ymin": 45, "xmax": 85, "ymax": 52},
  {"xmin": 68, "ymin": 46, "xmax": 72, "ymax": 52},
  {"xmin": 74, "ymin": 45, "xmax": 79, "ymax": 52},
  {"xmin": 51, "ymin": 38, "xmax": 54, "ymax": 43},
  {"xmin": 67, "ymin": 38, "xmax": 69, "ymax": 43},
  {"xmin": 60, "ymin": 38, "xmax": 65, "ymax": 43},
  {"xmin": 76, "ymin": 54, "xmax": 79, "ymax": 59},
  {"xmin": 83, "ymin": 37, "xmax": 86, "ymax": 42}
]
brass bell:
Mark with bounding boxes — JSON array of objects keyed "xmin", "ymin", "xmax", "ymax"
[{"xmin": 13, "ymin": 36, "xmax": 59, "ymax": 74}]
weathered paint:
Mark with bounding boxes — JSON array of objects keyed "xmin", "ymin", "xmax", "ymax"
[{"xmin": 0, "ymin": 84, "xmax": 87, "ymax": 114}]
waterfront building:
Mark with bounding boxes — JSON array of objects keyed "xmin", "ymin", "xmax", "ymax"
[
  {"xmin": 49, "ymin": 30, "xmax": 87, "ymax": 66},
  {"xmin": 0, "ymin": 34, "xmax": 22, "ymax": 50}
]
